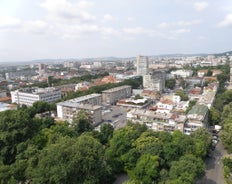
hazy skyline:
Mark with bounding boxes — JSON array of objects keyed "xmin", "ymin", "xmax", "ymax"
[{"xmin": 0, "ymin": 0, "xmax": 232, "ymax": 61}]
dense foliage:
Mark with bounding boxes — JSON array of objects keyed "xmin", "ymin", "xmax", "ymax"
[{"xmin": 0, "ymin": 104, "xmax": 211, "ymax": 184}]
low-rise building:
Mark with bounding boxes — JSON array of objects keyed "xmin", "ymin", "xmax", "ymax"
[
  {"xmin": 11, "ymin": 87, "xmax": 61, "ymax": 106},
  {"xmin": 127, "ymin": 109, "xmax": 186, "ymax": 133},
  {"xmin": 0, "ymin": 102, "xmax": 17, "ymax": 112},
  {"xmin": 56, "ymin": 94, "xmax": 103, "ymax": 125},
  {"xmin": 117, "ymin": 97, "xmax": 152, "ymax": 109},
  {"xmin": 102, "ymin": 85, "xmax": 132, "ymax": 104},
  {"xmin": 57, "ymin": 102, "xmax": 102, "ymax": 125},
  {"xmin": 185, "ymin": 104, "xmax": 208, "ymax": 135},
  {"xmin": 171, "ymin": 70, "xmax": 193, "ymax": 78}
]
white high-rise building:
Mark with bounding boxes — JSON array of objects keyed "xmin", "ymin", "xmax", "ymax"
[{"xmin": 136, "ymin": 55, "xmax": 149, "ymax": 75}]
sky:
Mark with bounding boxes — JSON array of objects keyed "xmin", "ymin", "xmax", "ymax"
[{"xmin": 0, "ymin": 0, "xmax": 232, "ymax": 61}]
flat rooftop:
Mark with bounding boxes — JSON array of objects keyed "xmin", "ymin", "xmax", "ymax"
[
  {"xmin": 102, "ymin": 85, "xmax": 131, "ymax": 93},
  {"xmin": 57, "ymin": 93, "xmax": 102, "ymax": 107},
  {"xmin": 16, "ymin": 87, "xmax": 60, "ymax": 94}
]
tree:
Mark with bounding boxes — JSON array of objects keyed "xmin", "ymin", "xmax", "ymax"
[
  {"xmin": 209, "ymin": 107, "xmax": 221, "ymax": 125},
  {"xmin": 221, "ymin": 123, "xmax": 232, "ymax": 153},
  {"xmin": 175, "ymin": 89, "xmax": 188, "ymax": 101},
  {"xmin": 191, "ymin": 128, "xmax": 212, "ymax": 158},
  {"xmin": 132, "ymin": 131, "xmax": 164, "ymax": 158},
  {"xmin": 0, "ymin": 110, "xmax": 35, "ymax": 165},
  {"xmin": 30, "ymin": 135, "xmax": 112, "ymax": 184},
  {"xmin": 135, "ymin": 94, "xmax": 143, "ymax": 100},
  {"xmin": 106, "ymin": 123, "xmax": 147, "ymax": 173},
  {"xmin": 165, "ymin": 79, "xmax": 176, "ymax": 90},
  {"xmin": 206, "ymin": 69, "xmax": 213, "ymax": 76},
  {"xmin": 185, "ymin": 100, "xmax": 196, "ymax": 114},
  {"xmin": 99, "ymin": 124, "xmax": 114, "ymax": 145},
  {"xmin": 129, "ymin": 154, "xmax": 160, "ymax": 183},
  {"xmin": 72, "ymin": 110, "xmax": 93, "ymax": 135},
  {"xmin": 32, "ymin": 101, "xmax": 50, "ymax": 113},
  {"xmin": 169, "ymin": 154, "xmax": 205, "ymax": 183}
]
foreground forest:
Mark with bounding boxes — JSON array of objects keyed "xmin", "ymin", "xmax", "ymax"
[{"xmin": 0, "ymin": 102, "xmax": 212, "ymax": 184}]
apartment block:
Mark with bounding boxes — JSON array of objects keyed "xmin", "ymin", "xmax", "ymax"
[
  {"xmin": 56, "ymin": 94, "xmax": 103, "ymax": 125},
  {"xmin": 102, "ymin": 85, "xmax": 132, "ymax": 104},
  {"xmin": 127, "ymin": 109, "xmax": 186, "ymax": 133},
  {"xmin": 185, "ymin": 104, "xmax": 208, "ymax": 135},
  {"xmin": 11, "ymin": 87, "xmax": 61, "ymax": 106},
  {"xmin": 137, "ymin": 55, "xmax": 149, "ymax": 75},
  {"xmin": 143, "ymin": 71, "xmax": 166, "ymax": 91}
]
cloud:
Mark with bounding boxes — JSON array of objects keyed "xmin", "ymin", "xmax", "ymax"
[
  {"xmin": 103, "ymin": 14, "xmax": 113, "ymax": 22},
  {"xmin": 127, "ymin": 17, "xmax": 134, "ymax": 22},
  {"xmin": 0, "ymin": 16, "xmax": 22, "ymax": 29},
  {"xmin": 193, "ymin": 2, "xmax": 209, "ymax": 11},
  {"xmin": 158, "ymin": 22, "xmax": 169, "ymax": 28},
  {"xmin": 23, "ymin": 20, "xmax": 51, "ymax": 34},
  {"xmin": 158, "ymin": 20, "xmax": 201, "ymax": 28},
  {"xmin": 172, "ymin": 28, "xmax": 191, "ymax": 34},
  {"xmin": 218, "ymin": 14, "xmax": 232, "ymax": 27},
  {"xmin": 40, "ymin": 0, "xmax": 95, "ymax": 22},
  {"xmin": 175, "ymin": 20, "xmax": 201, "ymax": 26}
]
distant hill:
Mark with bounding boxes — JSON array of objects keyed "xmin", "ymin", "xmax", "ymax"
[{"xmin": 1, "ymin": 50, "xmax": 231, "ymax": 65}]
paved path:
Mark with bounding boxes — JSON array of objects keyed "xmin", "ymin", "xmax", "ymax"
[{"xmin": 196, "ymin": 141, "xmax": 227, "ymax": 184}]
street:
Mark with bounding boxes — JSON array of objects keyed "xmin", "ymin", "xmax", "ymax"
[{"xmin": 196, "ymin": 140, "xmax": 227, "ymax": 184}]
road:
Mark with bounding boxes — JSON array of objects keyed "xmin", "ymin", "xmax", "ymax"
[{"xmin": 196, "ymin": 140, "xmax": 227, "ymax": 184}]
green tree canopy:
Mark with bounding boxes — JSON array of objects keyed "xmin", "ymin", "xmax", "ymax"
[{"xmin": 30, "ymin": 135, "xmax": 111, "ymax": 184}]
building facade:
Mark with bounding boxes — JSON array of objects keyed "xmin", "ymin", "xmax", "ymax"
[
  {"xmin": 143, "ymin": 71, "xmax": 166, "ymax": 91},
  {"xmin": 11, "ymin": 87, "xmax": 61, "ymax": 106},
  {"xmin": 185, "ymin": 104, "xmax": 209, "ymax": 135},
  {"xmin": 102, "ymin": 85, "xmax": 132, "ymax": 104},
  {"xmin": 127, "ymin": 109, "xmax": 186, "ymax": 133},
  {"xmin": 56, "ymin": 94, "xmax": 103, "ymax": 125},
  {"xmin": 137, "ymin": 55, "xmax": 149, "ymax": 75}
]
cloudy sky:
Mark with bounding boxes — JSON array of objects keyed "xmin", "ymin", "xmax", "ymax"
[{"xmin": 0, "ymin": 0, "xmax": 232, "ymax": 61}]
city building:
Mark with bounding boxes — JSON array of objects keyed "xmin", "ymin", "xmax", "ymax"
[
  {"xmin": 143, "ymin": 71, "xmax": 166, "ymax": 91},
  {"xmin": 117, "ymin": 97, "xmax": 152, "ymax": 109},
  {"xmin": 56, "ymin": 93, "xmax": 103, "ymax": 125},
  {"xmin": 127, "ymin": 109, "xmax": 186, "ymax": 133},
  {"xmin": 57, "ymin": 103, "xmax": 102, "ymax": 125},
  {"xmin": 38, "ymin": 63, "xmax": 47, "ymax": 76},
  {"xmin": 102, "ymin": 85, "xmax": 132, "ymax": 104},
  {"xmin": 171, "ymin": 70, "xmax": 193, "ymax": 78},
  {"xmin": 136, "ymin": 55, "xmax": 149, "ymax": 75},
  {"xmin": 11, "ymin": 87, "xmax": 61, "ymax": 106},
  {"xmin": 185, "ymin": 104, "xmax": 208, "ymax": 135},
  {"xmin": 5, "ymin": 70, "xmax": 36, "ymax": 80},
  {"xmin": 0, "ymin": 102, "xmax": 17, "ymax": 112}
]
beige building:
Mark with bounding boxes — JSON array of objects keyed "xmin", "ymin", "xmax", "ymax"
[
  {"xmin": 57, "ymin": 94, "xmax": 102, "ymax": 125},
  {"xmin": 143, "ymin": 71, "xmax": 166, "ymax": 91},
  {"xmin": 102, "ymin": 85, "xmax": 132, "ymax": 104},
  {"xmin": 127, "ymin": 109, "xmax": 186, "ymax": 133}
]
